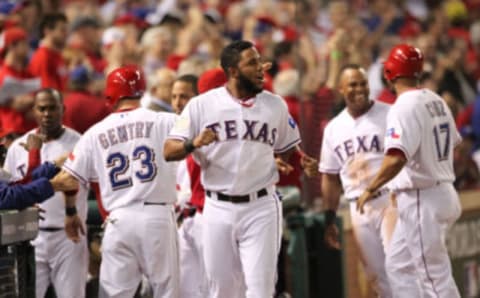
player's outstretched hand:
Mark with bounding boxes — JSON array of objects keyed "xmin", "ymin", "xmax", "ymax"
[
  {"xmin": 356, "ymin": 190, "xmax": 374, "ymax": 214},
  {"xmin": 275, "ymin": 157, "xmax": 294, "ymax": 175},
  {"xmin": 193, "ymin": 128, "xmax": 218, "ymax": 148},
  {"xmin": 50, "ymin": 170, "xmax": 79, "ymax": 192},
  {"xmin": 324, "ymin": 223, "xmax": 341, "ymax": 250},
  {"xmin": 20, "ymin": 133, "xmax": 45, "ymax": 151},
  {"xmin": 65, "ymin": 214, "xmax": 85, "ymax": 243},
  {"xmin": 300, "ymin": 154, "xmax": 319, "ymax": 177}
]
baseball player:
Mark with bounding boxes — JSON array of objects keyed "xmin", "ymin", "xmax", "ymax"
[
  {"xmin": 320, "ymin": 64, "xmax": 399, "ymax": 297},
  {"xmin": 164, "ymin": 40, "xmax": 318, "ymax": 298},
  {"xmin": 4, "ymin": 88, "xmax": 88, "ymax": 298},
  {"xmin": 57, "ymin": 65, "xmax": 180, "ymax": 297},
  {"xmin": 357, "ymin": 44, "xmax": 462, "ymax": 297},
  {"xmin": 0, "ymin": 136, "xmax": 76, "ymax": 210},
  {"xmin": 171, "ymin": 73, "xmax": 209, "ymax": 298}
]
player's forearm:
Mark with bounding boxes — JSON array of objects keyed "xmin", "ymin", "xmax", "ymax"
[
  {"xmin": 366, "ymin": 154, "xmax": 407, "ymax": 193},
  {"xmin": 64, "ymin": 194, "xmax": 76, "ymax": 208},
  {"xmin": 321, "ymin": 173, "xmax": 342, "ymax": 211},
  {"xmin": 163, "ymin": 139, "xmax": 191, "ymax": 161}
]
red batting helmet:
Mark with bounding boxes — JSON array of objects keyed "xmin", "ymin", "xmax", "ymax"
[
  {"xmin": 105, "ymin": 65, "xmax": 146, "ymax": 107},
  {"xmin": 383, "ymin": 44, "xmax": 424, "ymax": 81}
]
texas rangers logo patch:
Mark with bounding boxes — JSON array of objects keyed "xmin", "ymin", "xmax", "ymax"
[
  {"xmin": 288, "ymin": 117, "xmax": 296, "ymax": 129},
  {"xmin": 386, "ymin": 127, "xmax": 401, "ymax": 139}
]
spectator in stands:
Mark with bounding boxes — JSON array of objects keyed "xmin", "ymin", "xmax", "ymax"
[
  {"xmin": 101, "ymin": 26, "xmax": 128, "ymax": 75},
  {"xmin": 63, "ymin": 65, "xmax": 110, "ymax": 134},
  {"xmin": 68, "ymin": 16, "xmax": 104, "ymax": 74},
  {"xmin": 0, "ymin": 27, "xmax": 40, "ymax": 136},
  {"xmin": 141, "ymin": 26, "xmax": 174, "ymax": 77},
  {"xmin": 274, "ymin": 69, "xmax": 302, "ymax": 189},
  {"xmin": 141, "ymin": 67, "xmax": 176, "ymax": 112},
  {"xmin": 29, "ymin": 13, "xmax": 69, "ymax": 91}
]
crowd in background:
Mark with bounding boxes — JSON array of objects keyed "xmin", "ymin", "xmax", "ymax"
[{"xmin": 0, "ymin": 0, "xmax": 479, "ymax": 206}]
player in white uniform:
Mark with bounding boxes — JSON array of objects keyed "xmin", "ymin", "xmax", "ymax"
[
  {"xmin": 320, "ymin": 65, "xmax": 398, "ymax": 297},
  {"xmin": 164, "ymin": 40, "xmax": 318, "ymax": 298},
  {"xmin": 56, "ymin": 66, "xmax": 179, "ymax": 297},
  {"xmin": 170, "ymin": 73, "xmax": 210, "ymax": 298},
  {"xmin": 4, "ymin": 88, "xmax": 88, "ymax": 298},
  {"xmin": 357, "ymin": 44, "xmax": 461, "ymax": 297}
]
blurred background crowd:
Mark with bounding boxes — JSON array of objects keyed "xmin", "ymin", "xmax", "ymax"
[{"xmin": 0, "ymin": 0, "xmax": 479, "ymax": 206}]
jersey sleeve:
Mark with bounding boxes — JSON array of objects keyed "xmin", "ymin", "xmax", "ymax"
[
  {"xmin": 384, "ymin": 105, "xmax": 421, "ymax": 160},
  {"xmin": 0, "ymin": 178, "xmax": 54, "ymax": 210},
  {"xmin": 319, "ymin": 124, "xmax": 341, "ymax": 174},
  {"xmin": 274, "ymin": 102, "xmax": 301, "ymax": 153},
  {"xmin": 3, "ymin": 141, "xmax": 21, "ymax": 180},
  {"xmin": 62, "ymin": 133, "xmax": 94, "ymax": 185},
  {"xmin": 168, "ymin": 99, "xmax": 199, "ymax": 140}
]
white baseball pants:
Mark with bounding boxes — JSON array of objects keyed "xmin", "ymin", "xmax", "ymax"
[
  {"xmin": 386, "ymin": 183, "xmax": 461, "ymax": 298},
  {"xmin": 34, "ymin": 230, "xmax": 88, "ymax": 298},
  {"xmin": 179, "ymin": 211, "xmax": 209, "ymax": 298},
  {"xmin": 202, "ymin": 191, "xmax": 282, "ymax": 298},
  {"xmin": 98, "ymin": 204, "xmax": 179, "ymax": 298},
  {"xmin": 349, "ymin": 194, "xmax": 395, "ymax": 298}
]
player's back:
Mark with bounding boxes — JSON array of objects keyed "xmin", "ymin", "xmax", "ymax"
[
  {"xmin": 81, "ymin": 108, "xmax": 178, "ymax": 210},
  {"xmin": 388, "ymin": 89, "xmax": 460, "ymax": 189}
]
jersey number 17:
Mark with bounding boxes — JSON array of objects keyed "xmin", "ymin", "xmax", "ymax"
[{"xmin": 433, "ymin": 122, "xmax": 450, "ymax": 161}]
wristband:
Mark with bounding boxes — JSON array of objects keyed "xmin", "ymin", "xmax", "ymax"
[
  {"xmin": 184, "ymin": 139, "xmax": 196, "ymax": 153},
  {"xmin": 66, "ymin": 206, "xmax": 77, "ymax": 216},
  {"xmin": 324, "ymin": 209, "xmax": 337, "ymax": 226}
]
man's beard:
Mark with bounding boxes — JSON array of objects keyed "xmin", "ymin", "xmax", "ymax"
[{"xmin": 237, "ymin": 71, "xmax": 263, "ymax": 95}]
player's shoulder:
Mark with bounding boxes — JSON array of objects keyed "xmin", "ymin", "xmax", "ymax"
[
  {"xmin": 154, "ymin": 110, "xmax": 178, "ymax": 124},
  {"xmin": 373, "ymin": 100, "xmax": 391, "ymax": 111},
  {"xmin": 325, "ymin": 108, "xmax": 348, "ymax": 129},
  {"xmin": 259, "ymin": 90, "xmax": 290, "ymax": 110},
  {"xmin": 62, "ymin": 126, "xmax": 82, "ymax": 139},
  {"xmin": 9, "ymin": 129, "xmax": 33, "ymax": 148},
  {"xmin": 192, "ymin": 87, "xmax": 224, "ymax": 104}
]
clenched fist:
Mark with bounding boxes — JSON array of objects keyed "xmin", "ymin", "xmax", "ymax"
[{"xmin": 193, "ymin": 128, "xmax": 218, "ymax": 148}]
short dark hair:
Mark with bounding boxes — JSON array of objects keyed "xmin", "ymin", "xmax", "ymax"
[
  {"xmin": 175, "ymin": 74, "xmax": 199, "ymax": 95},
  {"xmin": 40, "ymin": 13, "xmax": 67, "ymax": 39},
  {"xmin": 220, "ymin": 40, "xmax": 254, "ymax": 77},
  {"xmin": 337, "ymin": 63, "xmax": 364, "ymax": 85},
  {"xmin": 35, "ymin": 88, "xmax": 63, "ymax": 104}
]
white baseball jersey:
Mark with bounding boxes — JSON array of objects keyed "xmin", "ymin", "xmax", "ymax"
[
  {"xmin": 63, "ymin": 108, "xmax": 178, "ymax": 212},
  {"xmin": 384, "ymin": 88, "xmax": 461, "ymax": 190},
  {"xmin": 4, "ymin": 127, "xmax": 88, "ymax": 227},
  {"xmin": 168, "ymin": 86, "xmax": 301, "ymax": 195},
  {"xmin": 319, "ymin": 101, "xmax": 391, "ymax": 199}
]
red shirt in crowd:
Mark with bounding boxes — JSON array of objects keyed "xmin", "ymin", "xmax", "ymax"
[
  {"xmin": 62, "ymin": 91, "xmax": 110, "ymax": 134},
  {"xmin": 0, "ymin": 64, "xmax": 38, "ymax": 135},
  {"xmin": 29, "ymin": 46, "xmax": 68, "ymax": 91}
]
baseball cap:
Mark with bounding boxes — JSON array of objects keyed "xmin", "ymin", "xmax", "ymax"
[
  {"xmin": 70, "ymin": 16, "xmax": 101, "ymax": 32},
  {"xmin": 197, "ymin": 68, "xmax": 227, "ymax": 94},
  {"xmin": 0, "ymin": 27, "xmax": 27, "ymax": 55},
  {"xmin": 70, "ymin": 65, "xmax": 91, "ymax": 85},
  {"xmin": 101, "ymin": 27, "xmax": 125, "ymax": 48}
]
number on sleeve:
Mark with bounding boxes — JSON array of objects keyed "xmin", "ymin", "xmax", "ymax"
[
  {"xmin": 433, "ymin": 122, "xmax": 450, "ymax": 161},
  {"xmin": 106, "ymin": 145, "xmax": 158, "ymax": 190}
]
